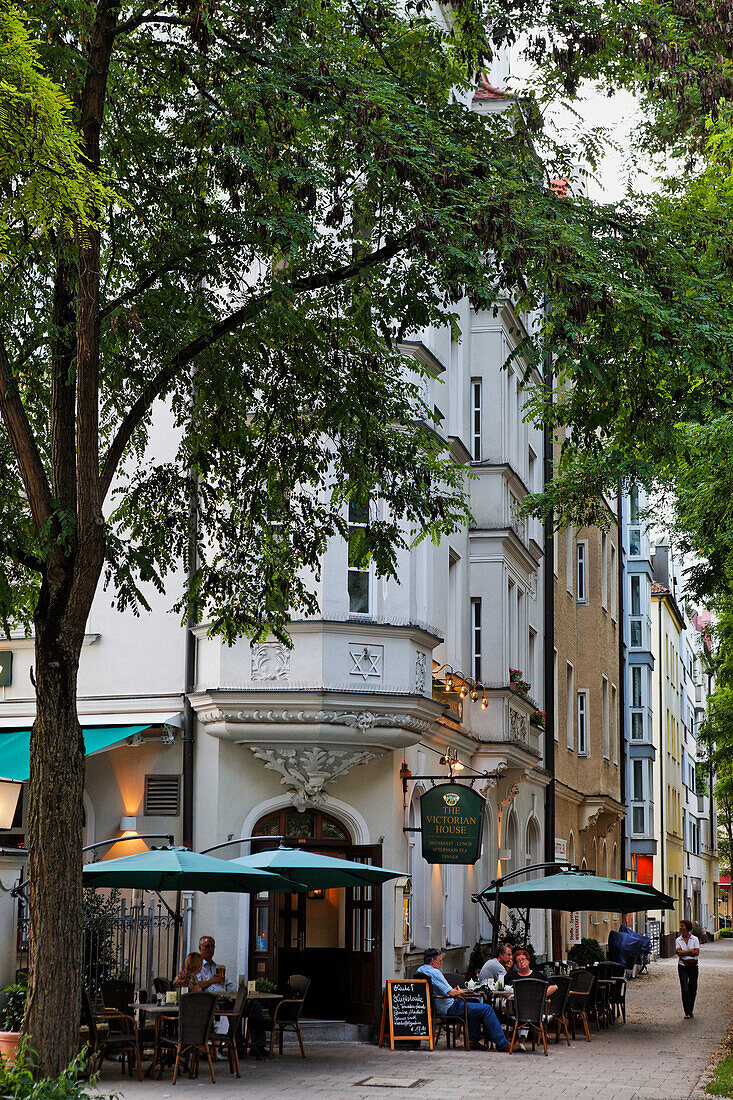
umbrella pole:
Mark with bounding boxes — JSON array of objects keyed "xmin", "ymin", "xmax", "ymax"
[{"xmin": 171, "ymin": 890, "xmax": 182, "ymax": 981}]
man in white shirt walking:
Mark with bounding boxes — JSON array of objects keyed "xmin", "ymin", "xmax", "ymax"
[{"xmin": 675, "ymin": 920, "xmax": 700, "ymax": 1019}]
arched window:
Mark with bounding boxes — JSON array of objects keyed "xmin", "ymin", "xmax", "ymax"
[
  {"xmin": 504, "ymin": 812, "xmax": 518, "ymax": 876},
  {"xmin": 254, "ymin": 808, "xmax": 350, "ymax": 843},
  {"xmin": 409, "ymin": 795, "xmax": 431, "ymax": 949}
]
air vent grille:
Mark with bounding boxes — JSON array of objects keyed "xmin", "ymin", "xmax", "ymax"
[{"xmin": 144, "ymin": 774, "xmax": 180, "ymax": 816}]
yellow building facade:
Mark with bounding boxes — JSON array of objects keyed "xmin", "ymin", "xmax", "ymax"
[{"xmin": 553, "ymin": 507, "xmax": 625, "ymax": 954}]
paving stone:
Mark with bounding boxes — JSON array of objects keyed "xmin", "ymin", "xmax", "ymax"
[{"xmin": 95, "ymin": 939, "xmax": 733, "ymax": 1100}]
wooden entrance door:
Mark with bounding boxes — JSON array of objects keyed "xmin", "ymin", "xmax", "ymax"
[
  {"xmin": 344, "ymin": 844, "xmax": 382, "ymax": 1026},
  {"xmin": 249, "ymin": 808, "xmax": 383, "ymax": 1024}
]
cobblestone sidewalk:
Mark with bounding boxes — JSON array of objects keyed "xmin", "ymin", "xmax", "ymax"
[{"xmin": 97, "ymin": 939, "xmax": 733, "ymax": 1100}]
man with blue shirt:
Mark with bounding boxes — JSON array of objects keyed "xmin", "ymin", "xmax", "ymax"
[{"xmin": 416, "ymin": 948, "xmax": 509, "ymax": 1051}]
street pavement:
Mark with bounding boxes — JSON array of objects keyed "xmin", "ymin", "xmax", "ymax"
[{"xmin": 97, "ymin": 938, "xmax": 733, "ymax": 1100}]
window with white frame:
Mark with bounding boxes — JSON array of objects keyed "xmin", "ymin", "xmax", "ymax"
[
  {"xmin": 471, "ymin": 597, "xmax": 482, "ymax": 682},
  {"xmin": 471, "ymin": 378, "xmax": 482, "ymax": 461},
  {"xmin": 601, "ymin": 531, "xmax": 608, "ymax": 610},
  {"xmin": 576, "ymin": 541, "xmax": 588, "ymax": 603},
  {"xmin": 631, "ymin": 758, "xmax": 651, "ymax": 835},
  {"xmin": 629, "ymin": 575, "xmax": 642, "ymax": 647},
  {"xmin": 566, "ymin": 664, "xmax": 574, "ymax": 749},
  {"xmin": 602, "ymin": 676, "xmax": 610, "ymax": 759},
  {"xmin": 629, "ymin": 485, "xmax": 641, "ymax": 556},
  {"xmin": 611, "ymin": 684, "xmax": 618, "ymax": 765},
  {"xmin": 554, "ymin": 648, "xmax": 559, "ymax": 743},
  {"xmin": 566, "ymin": 526, "xmax": 574, "ymax": 593},
  {"xmin": 610, "ymin": 543, "xmax": 617, "ymax": 619},
  {"xmin": 630, "ymin": 665, "xmax": 644, "ymax": 739},
  {"xmin": 577, "ymin": 691, "xmax": 588, "ymax": 755},
  {"xmin": 528, "ymin": 627, "xmax": 536, "ymax": 700},
  {"xmin": 347, "ymin": 501, "xmax": 370, "ymax": 615}
]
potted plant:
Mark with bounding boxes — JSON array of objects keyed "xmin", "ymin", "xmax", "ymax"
[
  {"xmin": 530, "ymin": 710, "xmax": 546, "ymax": 729},
  {"xmin": 509, "ymin": 669, "xmax": 531, "ymax": 696},
  {"xmin": 0, "ymin": 979, "xmax": 26, "ymax": 1064}
]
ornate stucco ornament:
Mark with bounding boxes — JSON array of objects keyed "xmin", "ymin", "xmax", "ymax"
[{"xmin": 249, "ymin": 745, "xmax": 383, "ymax": 812}]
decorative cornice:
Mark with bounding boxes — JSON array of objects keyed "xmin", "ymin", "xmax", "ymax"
[{"xmin": 198, "ymin": 707, "xmax": 433, "ymax": 734}]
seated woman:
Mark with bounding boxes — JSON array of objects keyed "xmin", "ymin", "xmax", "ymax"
[
  {"xmin": 174, "ymin": 951, "xmax": 204, "ymax": 990},
  {"xmin": 503, "ymin": 948, "xmax": 556, "ymax": 1050},
  {"xmin": 505, "ymin": 949, "xmax": 557, "ymax": 995}
]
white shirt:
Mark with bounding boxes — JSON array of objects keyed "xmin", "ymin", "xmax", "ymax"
[
  {"xmin": 675, "ymin": 934, "xmax": 700, "ymax": 962},
  {"xmin": 197, "ymin": 958, "xmax": 234, "ymax": 992}
]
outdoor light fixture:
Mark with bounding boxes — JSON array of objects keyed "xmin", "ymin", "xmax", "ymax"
[
  {"xmin": 120, "ymin": 816, "xmax": 138, "ymax": 832},
  {"xmin": 439, "ymin": 747, "xmax": 464, "ymax": 777},
  {"xmin": 0, "ymin": 780, "xmax": 21, "ymax": 830}
]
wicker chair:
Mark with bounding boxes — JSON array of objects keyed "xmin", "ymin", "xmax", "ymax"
[
  {"xmin": 596, "ymin": 961, "xmax": 628, "ymax": 1023},
  {"xmin": 266, "ymin": 991, "xmax": 309, "ymax": 1059},
  {"xmin": 81, "ymin": 989, "xmax": 142, "ymax": 1080},
  {"xmin": 151, "ymin": 991, "xmax": 217, "ymax": 1084},
  {"xmin": 428, "ymin": 988, "xmax": 470, "ymax": 1051},
  {"xmin": 506, "ymin": 978, "xmax": 549, "ymax": 1055},
  {"xmin": 566, "ymin": 970, "xmax": 594, "ymax": 1042},
  {"xmin": 153, "ymin": 976, "xmax": 173, "ymax": 995},
  {"xmin": 215, "ymin": 987, "xmax": 248, "ymax": 1076},
  {"xmin": 544, "ymin": 974, "xmax": 571, "ymax": 1045}
]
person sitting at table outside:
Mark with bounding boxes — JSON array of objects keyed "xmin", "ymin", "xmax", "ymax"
[
  {"xmin": 479, "ymin": 943, "xmax": 513, "ymax": 983},
  {"xmin": 196, "ymin": 934, "xmax": 267, "ymax": 1058},
  {"xmin": 502, "ymin": 948, "xmax": 556, "ymax": 1050},
  {"xmin": 416, "ymin": 948, "xmax": 509, "ymax": 1051},
  {"xmin": 504, "ymin": 948, "xmax": 557, "ymax": 995},
  {"xmin": 174, "ymin": 951, "xmax": 203, "ymax": 991}
]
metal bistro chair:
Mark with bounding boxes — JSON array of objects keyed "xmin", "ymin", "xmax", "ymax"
[
  {"xmin": 597, "ymin": 961, "xmax": 628, "ymax": 1023},
  {"xmin": 544, "ymin": 974, "xmax": 572, "ymax": 1046},
  {"xmin": 566, "ymin": 970, "xmax": 594, "ymax": 1042},
  {"xmin": 507, "ymin": 978, "xmax": 550, "ymax": 1056},
  {"xmin": 151, "ymin": 991, "xmax": 218, "ymax": 1084},
  {"xmin": 81, "ymin": 989, "xmax": 143, "ymax": 1080}
]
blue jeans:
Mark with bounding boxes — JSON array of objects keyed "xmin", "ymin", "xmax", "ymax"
[{"xmin": 448, "ymin": 999, "xmax": 507, "ymax": 1048}]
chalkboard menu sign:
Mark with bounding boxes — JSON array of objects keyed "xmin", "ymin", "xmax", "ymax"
[
  {"xmin": 378, "ymin": 979, "xmax": 433, "ymax": 1050},
  {"xmin": 420, "ymin": 783, "xmax": 485, "ymax": 864}
]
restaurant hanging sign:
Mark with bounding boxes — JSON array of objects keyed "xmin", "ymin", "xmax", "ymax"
[{"xmin": 420, "ymin": 783, "xmax": 485, "ymax": 864}]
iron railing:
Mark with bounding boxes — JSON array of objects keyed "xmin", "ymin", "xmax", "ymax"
[{"xmin": 17, "ymin": 895, "xmax": 177, "ymax": 1000}]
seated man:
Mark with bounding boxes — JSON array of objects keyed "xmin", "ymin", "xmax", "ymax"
[
  {"xmin": 479, "ymin": 942, "xmax": 513, "ymax": 983},
  {"xmin": 196, "ymin": 934, "xmax": 266, "ymax": 1058},
  {"xmin": 416, "ymin": 948, "xmax": 509, "ymax": 1051}
]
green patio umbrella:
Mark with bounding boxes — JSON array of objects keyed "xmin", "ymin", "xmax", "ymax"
[
  {"xmin": 477, "ymin": 870, "xmax": 675, "ymax": 912},
  {"xmin": 232, "ymin": 846, "xmax": 408, "ymax": 888},
  {"xmin": 82, "ymin": 846, "xmax": 304, "ymax": 894},
  {"xmin": 608, "ymin": 878, "xmax": 676, "ymax": 910}
]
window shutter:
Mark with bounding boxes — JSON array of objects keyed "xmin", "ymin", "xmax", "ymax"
[{"xmin": 144, "ymin": 774, "xmax": 180, "ymax": 816}]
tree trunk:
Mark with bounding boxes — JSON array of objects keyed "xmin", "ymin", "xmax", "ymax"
[{"xmin": 25, "ymin": 556, "xmax": 100, "ymax": 1076}]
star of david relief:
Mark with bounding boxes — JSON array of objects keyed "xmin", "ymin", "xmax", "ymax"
[{"xmin": 349, "ymin": 644, "xmax": 383, "ymax": 680}]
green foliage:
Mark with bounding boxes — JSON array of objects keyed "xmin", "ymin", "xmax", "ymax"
[
  {"xmin": 0, "ymin": 0, "xmax": 113, "ymax": 259},
  {"xmin": 82, "ymin": 888, "xmax": 121, "ymax": 995},
  {"xmin": 498, "ymin": 912, "xmax": 536, "ymax": 962},
  {"xmin": 567, "ymin": 938, "xmax": 605, "ymax": 967},
  {"xmin": 466, "ymin": 941, "xmax": 488, "ymax": 979},
  {"xmin": 254, "ymin": 978, "xmax": 276, "ymax": 993},
  {"xmin": 1, "ymin": 978, "xmax": 26, "ymax": 1033},
  {"xmin": 719, "ymin": 927, "xmax": 733, "ymax": 937},
  {"xmin": 0, "ymin": 1043, "xmax": 96, "ymax": 1097}
]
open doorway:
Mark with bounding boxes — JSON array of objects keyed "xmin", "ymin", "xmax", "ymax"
[{"xmin": 248, "ymin": 807, "xmax": 382, "ymax": 1024}]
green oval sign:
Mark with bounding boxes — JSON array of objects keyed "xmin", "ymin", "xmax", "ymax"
[{"xmin": 420, "ymin": 783, "xmax": 485, "ymax": 864}]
